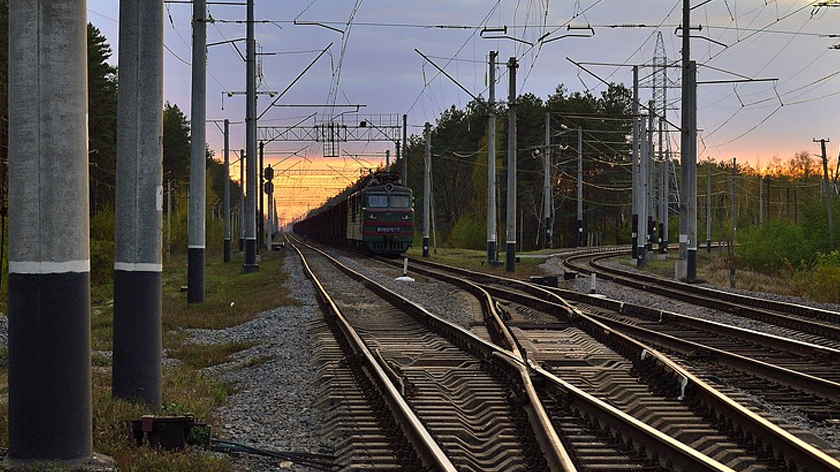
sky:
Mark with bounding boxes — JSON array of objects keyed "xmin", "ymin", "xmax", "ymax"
[{"xmin": 86, "ymin": 0, "xmax": 840, "ymax": 222}]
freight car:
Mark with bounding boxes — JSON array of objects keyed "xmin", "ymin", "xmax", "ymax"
[{"xmin": 293, "ymin": 171, "xmax": 414, "ymax": 256}]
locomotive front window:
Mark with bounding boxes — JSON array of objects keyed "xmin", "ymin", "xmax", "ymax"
[
  {"xmin": 390, "ymin": 194, "xmax": 410, "ymax": 208},
  {"xmin": 368, "ymin": 194, "xmax": 388, "ymax": 208}
]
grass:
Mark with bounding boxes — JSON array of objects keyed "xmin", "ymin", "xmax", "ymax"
[
  {"xmin": 168, "ymin": 341, "xmax": 261, "ymax": 371},
  {"xmin": 619, "ymin": 249, "xmax": 807, "ymax": 297},
  {"xmin": 0, "ymin": 247, "xmax": 296, "ymax": 471}
]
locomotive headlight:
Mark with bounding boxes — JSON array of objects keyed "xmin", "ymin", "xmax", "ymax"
[
  {"xmin": 402, "ymin": 214, "xmax": 410, "ymax": 220},
  {"xmin": 368, "ymin": 213, "xmax": 377, "ymax": 219}
]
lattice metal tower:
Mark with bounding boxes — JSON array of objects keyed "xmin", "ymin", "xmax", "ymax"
[{"xmin": 653, "ymin": 31, "xmax": 668, "ymax": 125}]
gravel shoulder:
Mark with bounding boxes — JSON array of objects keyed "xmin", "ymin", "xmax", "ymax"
[{"xmin": 197, "ymin": 253, "xmax": 329, "ymax": 472}]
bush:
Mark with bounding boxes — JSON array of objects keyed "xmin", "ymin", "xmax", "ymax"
[
  {"xmin": 738, "ymin": 220, "xmax": 812, "ymax": 272},
  {"xmin": 447, "ymin": 215, "xmax": 485, "ymax": 249},
  {"xmin": 90, "ymin": 238, "xmax": 115, "ymax": 286},
  {"xmin": 90, "ymin": 206, "xmax": 115, "ymax": 241},
  {"xmin": 790, "ymin": 250, "xmax": 840, "ymax": 303}
]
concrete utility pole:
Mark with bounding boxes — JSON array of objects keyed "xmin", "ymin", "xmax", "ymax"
[
  {"xmin": 816, "ymin": 138, "xmax": 835, "ymax": 243},
  {"xmin": 543, "ymin": 113, "xmax": 551, "ymax": 249},
  {"xmin": 402, "ymin": 114, "xmax": 408, "ymax": 185},
  {"xmin": 707, "ymin": 164, "xmax": 712, "ymax": 251},
  {"xmin": 487, "ymin": 50, "xmax": 498, "ymax": 264},
  {"xmin": 7, "ymin": 0, "xmax": 93, "ymax": 467},
  {"xmin": 423, "ymin": 123, "xmax": 431, "ymax": 257},
  {"xmin": 576, "ymin": 127, "xmax": 584, "ymax": 247},
  {"xmin": 188, "ymin": 0, "xmax": 207, "ymax": 302},
  {"xmin": 506, "ymin": 57, "xmax": 518, "ymax": 273},
  {"xmin": 167, "ymin": 180, "xmax": 172, "ymax": 258},
  {"xmin": 678, "ymin": 0, "xmax": 699, "ymax": 280},
  {"xmin": 647, "ymin": 100, "xmax": 656, "ymax": 251},
  {"xmin": 239, "ymin": 149, "xmax": 245, "ymax": 251},
  {"xmin": 732, "ymin": 158, "xmax": 738, "ymax": 244},
  {"xmin": 113, "ymin": 0, "xmax": 164, "ymax": 407},
  {"xmin": 224, "ymin": 119, "xmax": 231, "ymax": 262},
  {"xmin": 258, "ymin": 140, "xmax": 264, "ymax": 254},
  {"xmin": 638, "ymin": 110, "xmax": 648, "ymax": 266},
  {"xmin": 759, "ymin": 174, "xmax": 764, "ymax": 225},
  {"xmin": 244, "ymin": 0, "xmax": 259, "ymax": 272},
  {"xmin": 631, "ymin": 66, "xmax": 640, "ymax": 261},
  {"xmin": 659, "ymin": 122, "xmax": 668, "ymax": 255}
]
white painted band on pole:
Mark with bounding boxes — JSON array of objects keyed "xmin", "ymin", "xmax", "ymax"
[
  {"xmin": 10, "ymin": 260, "xmax": 91, "ymax": 274},
  {"xmin": 188, "ymin": 245, "xmax": 206, "ymax": 249},
  {"xmin": 114, "ymin": 262, "xmax": 163, "ymax": 272},
  {"xmin": 156, "ymin": 185, "xmax": 164, "ymax": 210}
]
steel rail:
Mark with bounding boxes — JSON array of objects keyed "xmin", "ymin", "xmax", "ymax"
[
  {"xmin": 591, "ymin": 311, "xmax": 840, "ymax": 401},
  {"xmin": 530, "ymin": 365, "xmax": 735, "ymax": 472},
  {"xmin": 391, "ymin": 257, "xmax": 744, "ymax": 471},
  {"xmin": 403, "ymin": 256, "xmax": 840, "ymax": 472},
  {"xmin": 566, "ymin": 252, "xmax": 840, "ymax": 338},
  {"xmin": 300, "ymin": 241, "xmax": 576, "ymax": 471},
  {"xmin": 291, "ymin": 242, "xmax": 458, "ymax": 472}
]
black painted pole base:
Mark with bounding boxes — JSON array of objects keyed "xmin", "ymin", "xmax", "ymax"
[
  {"xmin": 422, "ymin": 237, "xmax": 429, "ymax": 258},
  {"xmin": 687, "ymin": 249, "xmax": 697, "ymax": 281},
  {"xmin": 113, "ymin": 270, "xmax": 162, "ymax": 407},
  {"xmin": 188, "ymin": 247, "xmax": 205, "ymax": 303},
  {"xmin": 636, "ymin": 246, "xmax": 646, "ymax": 267},
  {"xmin": 506, "ymin": 242, "xmax": 516, "ymax": 273},
  {"xmin": 8, "ymin": 272, "xmax": 92, "ymax": 464},
  {"xmin": 647, "ymin": 217, "xmax": 655, "ymax": 250},
  {"xmin": 544, "ymin": 217, "xmax": 551, "ymax": 249},
  {"xmin": 239, "ymin": 238, "xmax": 244, "ymax": 252},
  {"xmin": 486, "ymin": 240, "xmax": 496, "ymax": 264},
  {"xmin": 631, "ymin": 214, "xmax": 639, "ymax": 259},
  {"xmin": 243, "ymin": 239, "xmax": 259, "ymax": 273},
  {"xmin": 659, "ymin": 223, "xmax": 667, "ymax": 254},
  {"xmin": 224, "ymin": 239, "xmax": 231, "ymax": 263}
]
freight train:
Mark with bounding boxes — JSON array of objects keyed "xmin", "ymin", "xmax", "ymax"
[{"xmin": 293, "ymin": 171, "xmax": 414, "ymax": 256}]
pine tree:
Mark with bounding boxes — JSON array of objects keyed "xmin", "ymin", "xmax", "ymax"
[{"xmin": 88, "ymin": 23, "xmax": 119, "ymax": 213}]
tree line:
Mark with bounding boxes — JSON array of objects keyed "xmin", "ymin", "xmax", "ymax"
[
  {"xmin": 392, "ymin": 86, "xmax": 838, "ymax": 257},
  {"xmin": 397, "ymin": 84, "xmax": 636, "ymax": 252}
]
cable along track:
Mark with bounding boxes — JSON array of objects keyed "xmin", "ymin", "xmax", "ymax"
[{"xmin": 398, "ymin": 256, "xmax": 840, "ymax": 472}]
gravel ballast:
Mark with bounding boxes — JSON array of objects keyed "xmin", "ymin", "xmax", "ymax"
[{"xmin": 0, "ymin": 249, "xmax": 838, "ymax": 468}]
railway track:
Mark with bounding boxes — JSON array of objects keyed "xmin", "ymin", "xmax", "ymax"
[
  {"xmin": 557, "ymin": 251, "xmax": 840, "ymax": 411},
  {"xmin": 564, "ymin": 251, "xmax": 840, "ymax": 348},
  {"xmin": 291, "ymin": 238, "xmax": 748, "ymax": 471},
  {"xmin": 391, "ymin": 254, "xmax": 840, "ymax": 471},
  {"xmin": 293, "ymin": 241, "xmax": 554, "ymax": 471}
]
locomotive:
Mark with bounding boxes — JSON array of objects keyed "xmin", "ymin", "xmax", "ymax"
[{"xmin": 293, "ymin": 171, "xmax": 414, "ymax": 256}]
